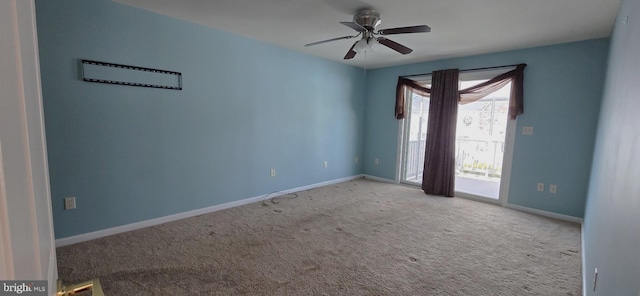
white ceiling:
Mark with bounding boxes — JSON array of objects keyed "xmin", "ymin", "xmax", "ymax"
[{"xmin": 114, "ymin": 0, "xmax": 621, "ymax": 69}]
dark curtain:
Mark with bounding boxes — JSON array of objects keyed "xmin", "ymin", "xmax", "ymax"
[
  {"xmin": 395, "ymin": 64, "xmax": 527, "ymax": 197},
  {"xmin": 458, "ymin": 64, "xmax": 527, "ymax": 119},
  {"xmin": 395, "ymin": 77, "xmax": 430, "ymax": 119},
  {"xmin": 396, "ymin": 64, "xmax": 526, "ymax": 119},
  {"xmin": 421, "ymin": 69, "xmax": 459, "ymax": 197}
]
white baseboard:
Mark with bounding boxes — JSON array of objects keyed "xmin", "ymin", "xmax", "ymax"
[
  {"xmin": 455, "ymin": 191, "xmax": 502, "ymax": 206},
  {"xmin": 55, "ymin": 174, "xmax": 364, "ymax": 247},
  {"xmin": 504, "ymin": 203, "xmax": 583, "ymax": 224},
  {"xmin": 362, "ymin": 174, "xmax": 396, "ymax": 183},
  {"xmin": 363, "ymin": 175, "xmax": 583, "ymax": 225}
]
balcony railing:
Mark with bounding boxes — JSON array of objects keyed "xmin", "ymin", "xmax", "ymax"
[
  {"xmin": 404, "ymin": 138, "xmax": 504, "ymax": 182},
  {"xmin": 455, "ymin": 137, "xmax": 504, "ymax": 180},
  {"xmin": 404, "ymin": 139, "xmax": 426, "ymax": 182}
]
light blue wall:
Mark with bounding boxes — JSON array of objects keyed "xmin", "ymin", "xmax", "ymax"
[
  {"xmin": 36, "ymin": 0, "xmax": 613, "ymax": 239},
  {"xmin": 583, "ymin": 0, "xmax": 640, "ymax": 294},
  {"xmin": 35, "ymin": 0, "xmax": 365, "ymax": 238},
  {"xmin": 363, "ymin": 39, "xmax": 609, "ymax": 218}
]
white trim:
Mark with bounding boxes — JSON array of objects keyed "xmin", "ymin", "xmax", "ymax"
[
  {"xmin": 363, "ymin": 174, "xmax": 395, "ymax": 184},
  {"xmin": 16, "ymin": 0, "xmax": 43, "ymax": 277},
  {"xmin": 397, "ymin": 84, "xmax": 430, "ymax": 186},
  {"xmin": 499, "ymin": 117, "xmax": 517, "ymax": 206},
  {"xmin": 394, "ymin": 118, "xmax": 404, "ymax": 184},
  {"xmin": 367, "ymin": 176, "xmax": 433, "ymax": 192},
  {"xmin": 20, "ymin": 0, "xmax": 58, "ymax": 288},
  {"xmin": 504, "ymin": 203, "xmax": 583, "ymax": 223},
  {"xmin": 56, "ymin": 175, "xmax": 364, "ymax": 247},
  {"xmin": 365, "ymin": 174, "xmax": 583, "ymax": 224},
  {"xmin": 581, "ymin": 223, "xmax": 586, "ymax": 296},
  {"xmin": 397, "ymin": 74, "xmax": 516, "ymax": 204},
  {"xmin": 1, "ymin": 0, "xmax": 56, "ymax": 285},
  {"xmin": 48, "ymin": 250, "xmax": 57, "ymax": 296},
  {"xmin": 0, "ymin": 142, "xmax": 15, "ymax": 280},
  {"xmin": 16, "ymin": 0, "xmax": 57, "ymax": 289},
  {"xmin": 455, "ymin": 191, "xmax": 501, "ymax": 206}
]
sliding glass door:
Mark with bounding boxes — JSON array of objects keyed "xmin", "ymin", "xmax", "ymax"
[
  {"xmin": 454, "ymin": 80, "xmax": 511, "ymax": 199},
  {"xmin": 399, "ymin": 71, "xmax": 516, "ymax": 202},
  {"xmin": 400, "ymin": 81, "xmax": 430, "ymax": 185}
]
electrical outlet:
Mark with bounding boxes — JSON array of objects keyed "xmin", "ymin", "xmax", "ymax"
[
  {"xmin": 64, "ymin": 197, "xmax": 76, "ymax": 210},
  {"xmin": 374, "ymin": 158, "xmax": 379, "ymax": 165},
  {"xmin": 324, "ymin": 161, "xmax": 328, "ymax": 168},
  {"xmin": 537, "ymin": 183, "xmax": 544, "ymax": 192},
  {"xmin": 522, "ymin": 126, "xmax": 534, "ymax": 135},
  {"xmin": 549, "ymin": 184, "xmax": 557, "ymax": 194},
  {"xmin": 270, "ymin": 168, "xmax": 276, "ymax": 177}
]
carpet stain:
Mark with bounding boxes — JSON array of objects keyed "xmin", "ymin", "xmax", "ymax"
[{"xmin": 302, "ymin": 260, "xmax": 321, "ymax": 273}]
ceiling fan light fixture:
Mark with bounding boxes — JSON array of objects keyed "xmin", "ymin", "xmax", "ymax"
[
  {"xmin": 353, "ymin": 39, "xmax": 367, "ymax": 53},
  {"xmin": 353, "ymin": 37, "xmax": 381, "ymax": 53}
]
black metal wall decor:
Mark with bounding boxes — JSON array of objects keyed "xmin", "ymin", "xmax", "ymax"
[{"xmin": 81, "ymin": 59, "xmax": 182, "ymax": 90}]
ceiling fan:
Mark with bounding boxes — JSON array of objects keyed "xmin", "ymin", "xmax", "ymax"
[{"xmin": 304, "ymin": 9, "xmax": 431, "ymax": 60}]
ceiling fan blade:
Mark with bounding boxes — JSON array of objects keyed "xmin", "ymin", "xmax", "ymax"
[
  {"xmin": 378, "ymin": 25, "xmax": 431, "ymax": 35},
  {"xmin": 340, "ymin": 21, "xmax": 367, "ymax": 32},
  {"xmin": 377, "ymin": 37, "xmax": 413, "ymax": 54},
  {"xmin": 305, "ymin": 35, "xmax": 356, "ymax": 47},
  {"xmin": 343, "ymin": 41, "xmax": 358, "ymax": 59}
]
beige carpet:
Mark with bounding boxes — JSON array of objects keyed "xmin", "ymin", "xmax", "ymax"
[{"xmin": 57, "ymin": 178, "xmax": 582, "ymax": 295}]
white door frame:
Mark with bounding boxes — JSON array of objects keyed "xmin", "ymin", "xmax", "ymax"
[
  {"xmin": 396, "ymin": 78, "xmax": 431, "ymax": 186},
  {"xmin": 498, "ymin": 118, "xmax": 517, "ymax": 206},
  {"xmin": 395, "ymin": 70, "xmax": 517, "ymax": 206},
  {"xmin": 0, "ymin": 143, "xmax": 15, "ymax": 280},
  {"xmin": 0, "ymin": 0, "xmax": 58, "ymax": 293}
]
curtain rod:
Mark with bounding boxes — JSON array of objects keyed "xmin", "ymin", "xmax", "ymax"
[{"xmin": 400, "ymin": 63, "xmax": 526, "ymax": 78}]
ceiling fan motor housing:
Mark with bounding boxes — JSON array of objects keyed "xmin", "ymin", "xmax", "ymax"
[{"xmin": 354, "ymin": 9, "xmax": 381, "ymax": 30}]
